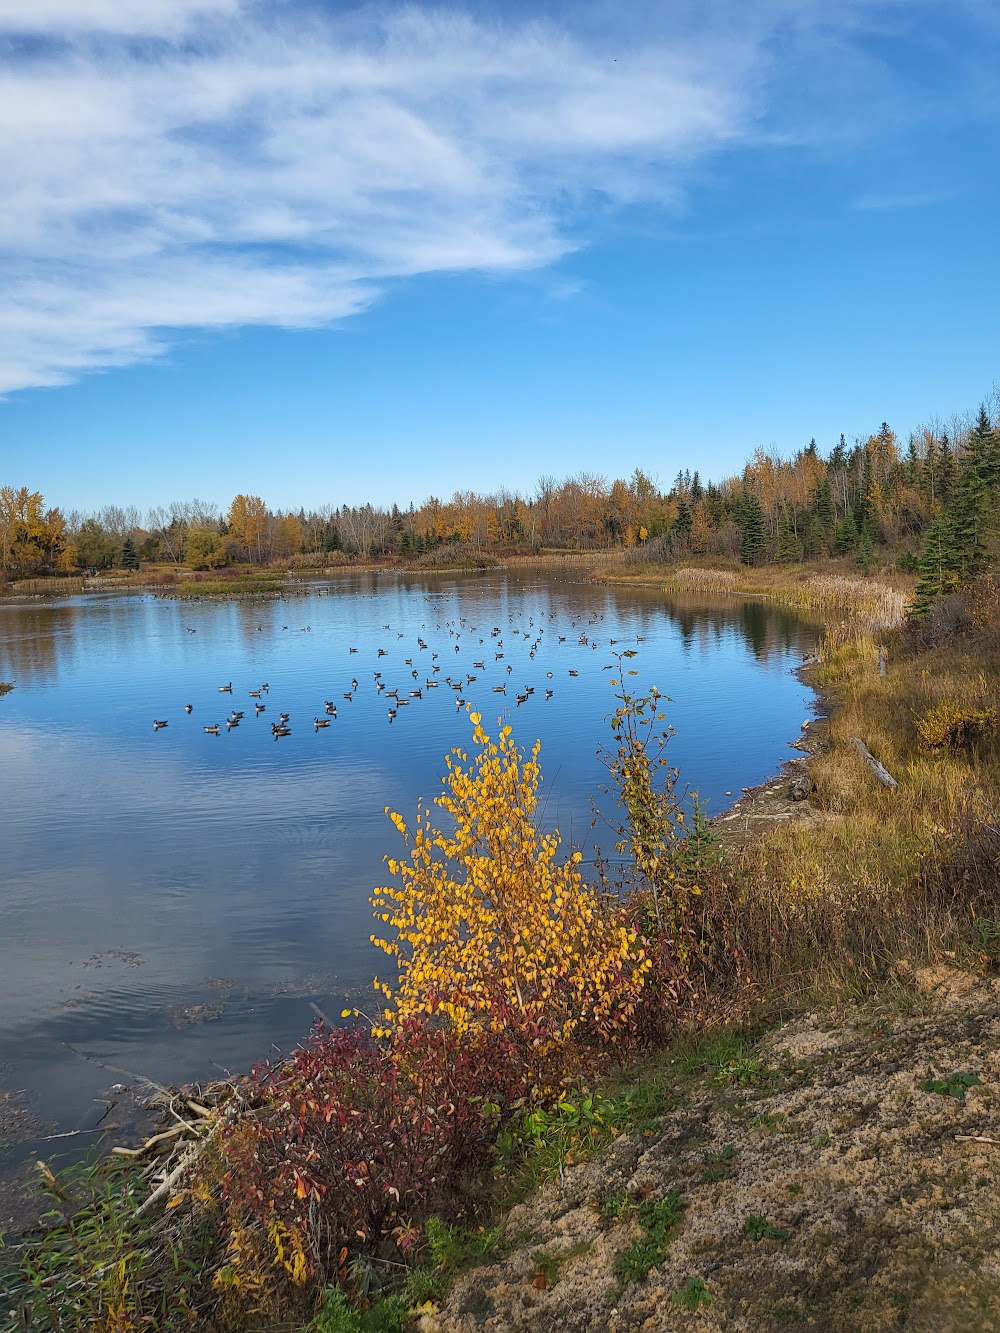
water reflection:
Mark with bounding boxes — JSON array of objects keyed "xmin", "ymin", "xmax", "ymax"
[
  {"xmin": 0, "ymin": 601, "xmax": 83, "ymax": 685},
  {"xmin": 0, "ymin": 572, "xmax": 818, "ymax": 1164}
]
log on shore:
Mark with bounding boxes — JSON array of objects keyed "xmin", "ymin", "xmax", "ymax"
[{"xmin": 852, "ymin": 738, "xmax": 898, "ymax": 789}]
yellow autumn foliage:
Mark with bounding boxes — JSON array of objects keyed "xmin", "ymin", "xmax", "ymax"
[
  {"xmin": 916, "ymin": 701, "xmax": 998, "ymax": 752},
  {"xmin": 371, "ymin": 712, "xmax": 649, "ymax": 1057}
]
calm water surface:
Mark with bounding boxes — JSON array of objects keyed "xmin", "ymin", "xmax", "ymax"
[{"xmin": 0, "ymin": 570, "xmax": 817, "ymax": 1160}]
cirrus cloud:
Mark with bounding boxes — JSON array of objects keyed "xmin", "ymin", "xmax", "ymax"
[{"xmin": 0, "ymin": 0, "xmax": 982, "ymax": 394}]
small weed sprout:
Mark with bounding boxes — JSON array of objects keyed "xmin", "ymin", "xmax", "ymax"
[
  {"xmin": 919, "ymin": 1072, "xmax": 981, "ymax": 1100},
  {"xmin": 744, "ymin": 1215, "xmax": 790, "ymax": 1242},
  {"xmin": 672, "ymin": 1276, "xmax": 712, "ymax": 1310}
]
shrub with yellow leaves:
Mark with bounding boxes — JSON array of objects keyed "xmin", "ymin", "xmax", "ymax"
[
  {"xmin": 372, "ymin": 711, "xmax": 650, "ymax": 1083},
  {"xmin": 916, "ymin": 700, "xmax": 998, "ymax": 752}
]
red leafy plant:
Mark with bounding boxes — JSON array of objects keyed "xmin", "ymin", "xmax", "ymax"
[{"xmin": 213, "ymin": 1018, "xmax": 532, "ymax": 1314}]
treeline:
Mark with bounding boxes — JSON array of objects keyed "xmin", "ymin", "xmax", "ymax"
[{"xmin": 3, "ymin": 403, "xmax": 998, "ymax": 609}]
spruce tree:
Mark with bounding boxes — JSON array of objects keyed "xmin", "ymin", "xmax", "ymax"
[
  {"xmin": 855, "ymin": 524, "xmax": 875, "ymax": 574},
  {"xmin": 911, "ymin": 516, "xmax": 959, "ymax": 616},
  {"xmin": 739, "ymin": 495, "xmax": 767, "ymax": 566},
  {"xmin": 121, "ymin": 536, "xmax": 139, "ymax": 571},
  {"xmin": 776, "ymin": 509, "xmax": 802, "ymax": 562},
  {"xmin": 948, "ymin": 420, "xmax": 993, "ymax": 583},
  {"xmin": 833, "ymin": 513, "xmax": 857, "ymax": 554},
  {"xmin": 937, "ymin": 433, "xmax": 956, "ymax": 504},
  {"xmin": 801, "ymin": 513, "xmax": 826, "ymax": 559},
  {"xmin": 812, "ymin": 476, "xmax": 835, "ymax": 540}
]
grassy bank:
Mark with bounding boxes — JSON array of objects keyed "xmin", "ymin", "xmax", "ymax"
[{"xmin": 734, "ymin": 571, "xmax": 998, "ymax": 1004}]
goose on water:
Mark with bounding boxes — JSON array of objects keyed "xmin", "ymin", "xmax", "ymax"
[{"xmin": 153, "ymin": 719, "xmax": 168, "ymax": 729}]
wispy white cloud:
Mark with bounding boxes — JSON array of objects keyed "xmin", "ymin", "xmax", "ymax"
[
  {"xmin": 0, "ymin": 1, "xmax": 988, "ymax": 394},
  {"xmin": 0, "ymin": 0, "xmax": 239, "ymax": 38}
]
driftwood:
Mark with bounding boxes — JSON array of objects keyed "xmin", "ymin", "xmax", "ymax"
[{"xmin": 852, "ymin": 738, "xmax": 898, "ymax": 789}]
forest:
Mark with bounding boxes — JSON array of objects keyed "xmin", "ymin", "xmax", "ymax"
[{"xmin": 3, "ymin": 401, "xmax": 999, "ymax": 621}]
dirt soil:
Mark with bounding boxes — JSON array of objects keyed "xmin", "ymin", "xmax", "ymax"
[
  {"xmin": 708, "ymin": 699, "xmax": 830, "ymax": 854},
  {"xmin": 425, "ymin": 967, "xmax": 1000, "ymax": 1332}
]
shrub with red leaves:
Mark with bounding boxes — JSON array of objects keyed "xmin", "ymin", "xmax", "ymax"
[{"xmin": 217, "ymin": 1019, "xmax": 533, "ymax": 1300}]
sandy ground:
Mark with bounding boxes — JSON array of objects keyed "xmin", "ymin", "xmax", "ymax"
[{"xmin": 425, "ymin": 966, "xmax": 1000, "ymax": 1332}]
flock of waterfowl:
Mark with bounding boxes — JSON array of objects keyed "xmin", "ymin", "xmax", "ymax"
[{"xmin": 151, "ymin": 607, "xmax": 646, "ymax": 739}]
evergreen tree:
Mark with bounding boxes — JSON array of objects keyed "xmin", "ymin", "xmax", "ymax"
[
  {"xmin": 739, "ymin": 495, "xmax": 767, "ymax": 566},
  {"xmin": 904, "ymin": 437, "xmax": 920, "ymax": 486},
  {"xmin": 775, "ymin": 508, "xmax": 802, "ymax": 562},
  {"xmin": 811, "ymin": 476, "xmax": 835, "ymax": 536},
  {"xmin": 937, "ymin": 432, "xmax": 956, "ymax": 504},
  {"xmin": 121, "ymin": 536, "xmax": 139, "ymax": 571},
  {"xmin": 705, "ymin": 482, "xmax": 724, "ymax": 527},
  {"xmin": 911, "ymin": 515, "xmax": 959, "ymax": 614},
  {"xmin": 856, "ymin": 524, "xmax": 875, "ymax": 574},
  {"xmin": 854, "ymin": 448, "xmax": 873, "ymax": 533},
  {"xmin": 801, "ymin": 513, "xmax": 826, "ymax": 559},
  {"xmin": 828, "ymin": 434, "xmax": 848, "ymax": 472},
  {"xmin": 921, "ymin": 436, "xmax": 939, "ymax": 506},
  {"xmin": 833, "ymin": 512, "xmax": 857, "ymax": 554},
  {"xmin": 947, "ymin": 407, "xmax": 998, "ymax": 583}
]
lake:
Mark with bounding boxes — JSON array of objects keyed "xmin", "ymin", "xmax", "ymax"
[{"xmin": 0, "ymin": 569, "xmax": 817, "ymax": 1172}]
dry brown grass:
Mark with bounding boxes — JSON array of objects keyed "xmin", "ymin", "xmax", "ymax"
[
  {"xmin": 9, "ymin": 576, "xmax": 85, "ymax": 595},
  {"xmin": 664, "ymin": 564, "xmax": 911, "ymax": 632},
  {"xmin": 730, "ymin": 575, "xmax": 1000, "ymax": 1002}
]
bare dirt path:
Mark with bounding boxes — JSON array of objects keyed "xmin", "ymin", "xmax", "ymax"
[{"xmin": 427, "ymin": 967, "xmax": 1000, "ymax": 1332}]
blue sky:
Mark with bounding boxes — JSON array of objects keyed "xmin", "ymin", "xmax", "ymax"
[{"xmin": 1, "ymin": 0, "xmax": 998, "ymax": 515}]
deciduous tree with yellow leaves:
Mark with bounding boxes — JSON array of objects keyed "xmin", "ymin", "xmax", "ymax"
[{"xmin": 371, "ymin": 711, "xmax": 650, "ymax": 1082}]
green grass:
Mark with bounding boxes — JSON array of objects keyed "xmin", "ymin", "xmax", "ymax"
[
  {"xmin": 306, "ymin": 1288, "xmax": 408, "ymax": 1333},
  {"xmin": 672, "ymin": 1276, "xmax": 713, "ymax": 1311},
  {"xmin": 614, "ymin": 1192, "xmax": 686, "ymax": 1285}
]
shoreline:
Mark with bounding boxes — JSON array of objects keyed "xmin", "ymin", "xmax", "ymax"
[
  {"xmin": 708, "ymin": 658, "xmax": 831, "ymax": 854},
  {"xmin": 0, "ymin": 571, "xmax": 842, "ymax": 1252}
]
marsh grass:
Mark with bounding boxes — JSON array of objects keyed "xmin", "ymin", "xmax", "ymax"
[
  {"xmin": 662, "ymin": 564, "xmax": 911, "ymax": 631},
  {"xmin": 729, "ymin": 574, "xmax": 1000, "ymax": 1001},
  {"xmin": 174, "ymin": 573, "xmax": 286, "ymax": 596},
  {"xmin": 9, "ymin": 576, "xmax": 85, "ymax": 596}
]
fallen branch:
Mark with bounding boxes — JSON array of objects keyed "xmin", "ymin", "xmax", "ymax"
[
  {"xmin": 956, "ymin": 1134, "xmax": 1000, "ymax": 1146},
  {"xmin": 111, "ymin": 1122, "xmax": 188, "ymax": 1158},
  {"xmin": 136, "ymin": 1141, "xmax": 203, "ymax": 1217},
  {"xmin": 851, "ymin": 738, "xmax": 898, "ymax": 789},
  {"xmin": 38, "ymin": 1128, "xmax": 103, "ymax": 1142}
]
